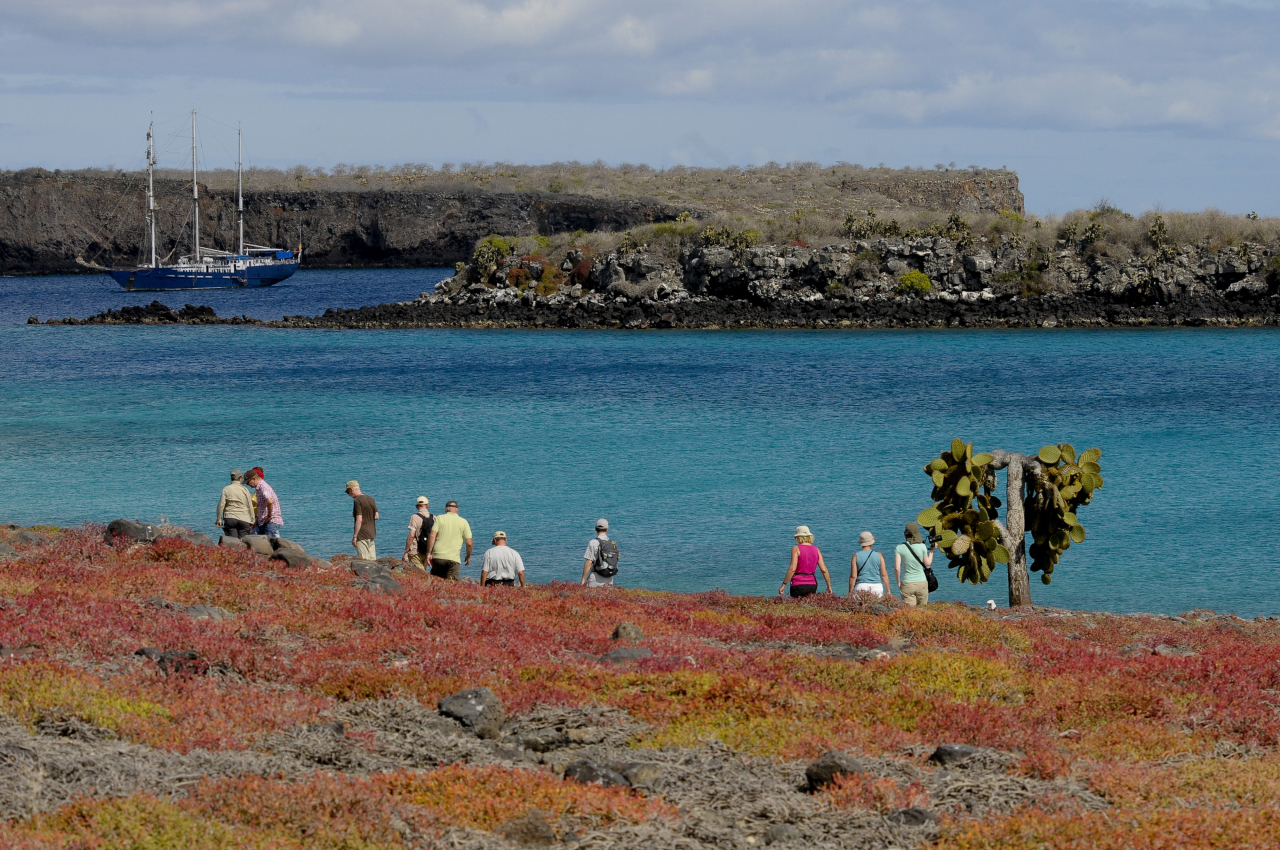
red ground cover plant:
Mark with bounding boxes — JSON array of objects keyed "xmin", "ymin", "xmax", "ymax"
[{"xmin": 2, "ymin": 525, "xmax": 1280, "ymax": 848}]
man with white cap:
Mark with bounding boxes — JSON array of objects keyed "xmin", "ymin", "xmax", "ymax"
[
  {"xmin": 481, "ymin": 531, "xmax": 525, "ymax": 587},
  {"xmin": 402, "ymin": 497, "xmax": 434, "ymax": 572},
  {"xmin": 581, "ymin": 518, "xmax": 619, "ymax": 587}
]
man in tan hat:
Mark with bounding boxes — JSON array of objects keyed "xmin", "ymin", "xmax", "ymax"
[
  {"xmin": 850, "ymin": 531, "xmax": 892, "ymax": 599},
  {"xmin": 480, "ymin": 531, "xmax": 525, "ymax": 587},
  {"xmin": 345, "ymin": 480, "xmax": 379, "ymax": 560},
  {"xmin": 402, "ymin": 496, "xmax": 434, "ymax": 572},
  {"xmin": 215, "ymin": 469, "xmax": 255, "ymax": 540}
]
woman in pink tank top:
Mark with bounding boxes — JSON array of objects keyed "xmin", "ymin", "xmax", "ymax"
[{"xmin": 779, "ymin": 525, "xmax": 832, "ymax": 598}]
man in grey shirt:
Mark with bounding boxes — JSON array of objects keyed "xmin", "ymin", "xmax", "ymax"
[
  {"xmin": 480, "ymin": 531, "xmax": 525, "ymax": 587},
  {"xmin": 581, "ymin": 518, "xmax": 617, "ymax": 587}
]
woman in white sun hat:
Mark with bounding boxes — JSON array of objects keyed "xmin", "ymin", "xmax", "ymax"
[{"xmin": 850, "ymin": 530, "xmax": 892, "ymax": 599}]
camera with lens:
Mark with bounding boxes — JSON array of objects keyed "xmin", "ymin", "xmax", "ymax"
[{"xmin": 926, "ymin": 532, "xmax": 943, "ymax": 547}]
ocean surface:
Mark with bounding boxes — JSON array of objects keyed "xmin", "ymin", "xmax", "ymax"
[{"xmin": 2, "ymin": 271, "xmax": 1278, "ymax": 616}]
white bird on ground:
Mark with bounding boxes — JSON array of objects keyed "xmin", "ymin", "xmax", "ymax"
[{"xmin": 986, "ymin": 599, "xmax": 997, "ymax": 610}]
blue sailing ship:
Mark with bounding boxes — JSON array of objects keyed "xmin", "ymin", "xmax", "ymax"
[{"xmin": 106, "ymin": 113, "xmax": 300, "ymax": 292}]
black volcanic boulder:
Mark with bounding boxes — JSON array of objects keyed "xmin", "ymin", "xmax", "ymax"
[
  {"xmin": 438, "ymin": 687, "xmax": 505, "ymax": 739},
  {"xmin": 105, "ymin": 519, "xmax": 157, "ymax": 544},
  {"xmin": 805, "ymin": 750, "xmax": 866, "ymax": 791}
]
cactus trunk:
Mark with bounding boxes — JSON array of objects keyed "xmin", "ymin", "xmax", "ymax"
[{"xmin": 989, "ymin": 450, "xmax": 1035, "ymax": 607}]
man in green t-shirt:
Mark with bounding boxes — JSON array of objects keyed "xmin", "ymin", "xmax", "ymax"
[{"xmin": 426, "ymin": 500, "xmax": 472, "ymax": 581}]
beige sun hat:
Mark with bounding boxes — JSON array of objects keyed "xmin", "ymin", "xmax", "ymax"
[
  {"xmin": 859, "ymin": 531, "xmax": 876, "ymax": 545},
  {"xmin": 345, "ymin": 480, "xmax": 359, "ymax": 491},
  {"xmin": 794, "ymin": 525, "xmax": 811, "ymax": 538}
]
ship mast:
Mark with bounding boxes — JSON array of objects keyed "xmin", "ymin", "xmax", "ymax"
[
  {"xmin": 146, "ymin": 121, "xmax": 157, "ymax": 268},
  {"xmin": 237, "ymin": 124, "xmax": 244, "ymax": 256},
  {"xmin": 191, "ymin": 110, "xmax": 200, "ymax": 263}
]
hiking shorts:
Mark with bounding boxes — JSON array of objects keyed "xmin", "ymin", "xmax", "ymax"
[
  {"xmin": 790, "ymin": 584, "xmax": 818, "ymax": 598},
  {"xmin": 853, "ymin": 582, "xmax": 885, "ymax": 597},
  {"xmin": 587, "ymin": 571, "xmax": 615, "ymax": 587},
  {"xmin": 484, "ymin": 578, "xmax": 515, "ymax": 587},
  {"xmin": 355, "ymin": 539, "xmax": 376, "ymax": 561},
  {"xmin": 900, "ymin": 581, "xmax": 929, "ymax": 607},
  {"xmin": 405, "ymin": 554, "xmax": 428, "ymax": 573},
  {"xmin": 431, "ymin": 559, "xmax": 461, "ymax": 581}
]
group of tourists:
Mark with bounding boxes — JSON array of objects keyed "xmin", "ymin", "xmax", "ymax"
[
  {"xmin": 216, "ymin": 469, "xmax": 934, "ymax": 602},
  {"xmin": 214, "ymin": 470, "xmax": 621, "ymax": 588},
  {"xmin": 779, "ymin": 521, "xmax": 937, "ymax": 606}
]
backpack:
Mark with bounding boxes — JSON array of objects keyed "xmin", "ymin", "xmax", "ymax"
[
  {"xmin": 593, "ymin": 538, "xmax": 620, "ymax": 577},
  {"xmin": 416, "ymin": 513, "xmax": 435, "ymax": 554}
]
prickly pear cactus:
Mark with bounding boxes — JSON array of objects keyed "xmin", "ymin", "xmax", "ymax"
[
  {"xmin": 916, "ymin": 440, "xmax": 1103, "ymax": 590},
  {"xmin": 1025, "ymin": 444, "xmax": 1103, "ymax": 583}
]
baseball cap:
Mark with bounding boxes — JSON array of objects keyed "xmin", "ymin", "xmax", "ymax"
[
  {"xmin": 345, "ymin": 480, "xmax": 359, "ymax": 491},
  {"xmin": 596, "ymin": 518, "xmax": 609, "ymax": 530},
  {"xmin": 446, "ymin": 500, "xmax": 458, "ymax": 508},
  {"xmin": 415, "ymin": 496, "xmax": 429, "ymax": 506},
  {"xmin": 493, "ymin": 530, "xmax": 507, "ymax": 539},
  {"xmin": 230, "ymin": 469, "xmax": 243, "ymax": 479}
]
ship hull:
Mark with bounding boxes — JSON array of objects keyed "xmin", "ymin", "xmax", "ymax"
[{"xmin": 109, "ymin": 262, "xmax": 299, "ymax": 292}]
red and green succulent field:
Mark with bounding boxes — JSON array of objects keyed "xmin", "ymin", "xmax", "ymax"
[{"xmin": 1, "ymin": 524, "xmax": 1278, "ymax": 848}]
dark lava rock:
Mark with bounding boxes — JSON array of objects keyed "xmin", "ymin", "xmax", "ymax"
[
  {"xmin": 161, "ymin": 532, "xmax": 215, "ymax": 547},
  {"xmin": 11, "ymin": 530, "xmax": 47, "ymax": 546},
  {"xmin": 353, "ymin": 574, "xmax": 403, "ymax": 595},
  {"xmin": 599, "ymin": 647, "xmax": 654, "ymax": 663},
  {"xmin": 240, "ymin": 535, "xmax": 275, "ymax": 556},
  {"xmin": 271, "ymin": 548, "xmax": 314, "ymax": 569},
  {"xmin": 304, "ymin": 720, "xmax": 346, "ymax": 736},
  {"xmin": 1154, "ymin": 643, "xmax": 1197, "ymax": 658},
  {"xmin": 438, "ymin": 687, "xmax": 505, "ymax": 739},
  {"xmin": 350, "ymin": 559, "xmax": 389, "ymax": 578},
  {"xmin": 134, "ymin": 648, "xmax": 208, "ymax": 676},
  {"xmin": 375, "ymin": 556, "xmax": 403, "ymax": 570},
  {"xmin": 497, "ymin": 808, "xmax": 556, "ymax": 846},
  {"xmin": 886, "ymin": 807, "xmax": 936, "ymax": 826},
  {"xmin": 615, "ymin": 762, "xmax": 664, "ymax": 787},
  {"xmin": 611, "ymin": 622, "xmax": 644, "ymax": 641},
  {"xmin": 563, "ymin": 758, "xmax": 629, "ymax": 787},
  {"xmin": 868, "ymin": 603, "xmax": 894, "ymax": 615},
  {"xmin": 765, "ymin": 823, "xmax": 802, "ymax": 845},
  {"xmin": 1118, "ymin": 642, "xmax": 1150, "ymax": 658},
  {"xmin": 518, "ymin": 727, "xmax": 570, "ymax": 753},
  {"xmin": 184, "ymin": 604, "xmax": 235, "ymax": 622},
  {"xmin": 805, "ymin": 750, "xmax": 865, "ymax": 791},
  {"xmin": 928, "ymin": 744, "xmax": 978, "ymax": 766},
  {"xmin": 105, "ymin": 519, "xmax": 157, "ymax": 544}
]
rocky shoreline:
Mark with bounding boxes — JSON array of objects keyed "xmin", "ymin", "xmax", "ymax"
[{"xmin": 39, "ymin": 231, "xmax": 1280, "ymax": 329}]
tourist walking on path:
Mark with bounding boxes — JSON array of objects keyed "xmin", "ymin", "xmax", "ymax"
[
  {"xmin": 215, "ymin": 469, "xmax": 256, "ymax": 540},
  {"xmin": 346, "ymin": 481, "xmax": 379, "ymax": 560},
  {"xmin": 850, "ymin": 531, "xmax": 892, "ymax": 599},
  {"xmin": 779, "ymin": 525, "xmax": 832, "ymax": 597},
  {"xmin": 581, "ymin": 519, "xmax": 619, "ymax": 587},
  {"xmin": 402, "ymin": 497, "xmax": 434, "ymax": 573},
  {"xmin": 895, "ymin": 522, "xmax": 934, "ymax": 607},
  {"xmin": 245, "ymin": 468, "xmax": 283, "ymax": 539},
  {"xmin": 427, "ymin": 500, "xmax": 472, "ymax": 580},
  {"xmin": 481, "ymin": 531, "xmax": 525, "ymax": 587}
]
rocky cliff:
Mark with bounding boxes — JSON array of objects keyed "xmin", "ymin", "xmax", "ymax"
[
  {"xmin": 56, "ymin": 233, "xmax": 1280, "ymax": 329},
  {"xmin": 0, "ymin": 167, "xmax": 1023, "ymax": 275},
  {"xmin": 0, "ymin": 170, "xmax": 686, "ymax": 275}
]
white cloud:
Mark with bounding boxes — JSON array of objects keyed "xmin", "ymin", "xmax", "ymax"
[{"xmin": 4, "ymin": 0, "xmax": 1280, "ymax": 139}]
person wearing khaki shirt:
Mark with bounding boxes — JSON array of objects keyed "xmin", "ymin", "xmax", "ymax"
[{"xmin": 216, "ymin": 469, "xmax": 256, "ymax": 539}]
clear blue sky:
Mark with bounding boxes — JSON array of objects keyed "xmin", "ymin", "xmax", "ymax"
[{"xmin": 3, "ymin": 0, "xmax": 1279, "ymax": 215}]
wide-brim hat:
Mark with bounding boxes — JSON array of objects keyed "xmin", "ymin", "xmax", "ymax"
[
  {"xmin": 905, "ymin": 522, "xmax": 923, "ymax": 543},
  {"xmin": 859, "ymin": 531, "xmax": 876, "ymax": 545},
  {"xmin": 794, "ymin": 525, "xmax": 811, "ymax": 538}
]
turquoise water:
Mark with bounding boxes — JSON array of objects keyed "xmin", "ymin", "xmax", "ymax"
[{"xmin": 2, "ymin": 319, "xmax": 1277, "ymax": 616}]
